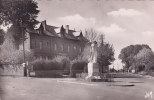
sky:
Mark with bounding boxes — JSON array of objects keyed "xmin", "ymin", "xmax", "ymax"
[{"xmin": 17, "ymin": 0, "xmax": 154, "ymax": 69}]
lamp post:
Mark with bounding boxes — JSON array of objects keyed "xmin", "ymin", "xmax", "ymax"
[{"xmin": 20, "ymin": 19, "xmax": 27, "ymax": 77}]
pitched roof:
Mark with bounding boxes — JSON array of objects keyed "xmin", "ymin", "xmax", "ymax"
[
  {"xmin": 40, "ymin": 20, "xmax": 59, "ymax": 37},
  {"xmin": 76, "ymin": 32, "xmax": 89, "ymax": 42},
  {"xmin": 57, "ymin": 25, "xmax": 77, "ymax": 40},
  {"xmin": 26, "ymin": 28, "xmax": 38, "ymax": 34},
  {"xmin": 65, "ymin": 30, "xmax": 78, "ymax": 40},
  {"xmin": 27, "ymin": 20, "xmax": 89, "ymax": 42}
]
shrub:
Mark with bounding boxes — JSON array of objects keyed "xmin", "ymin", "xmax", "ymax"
[
  {"xmin": 0, "ymin": 30, "xmax": 33, "ymax": 65},
  {"xmin": 30, "ymin": 59, "xmax": 62, "ymax": 70},
  {"xmin": 150, "ymin": 67, "xmax": 154, "ymax": 70},
  {"xmin": 31, "ymin": 56, "xmax": 70, "ymax": 71},
  {"xmin": 69, "ymin": 55, "xmax": 88, "ymax": 77},
  {"xmin": 71, "ymin": 56, "xmax": 87, "ymax": 72},
  {"xmin": 72, "ymin": 61, "xmax": 87, "ymax": 70},
  {"xmin": 52, "ymin": 56, "xmax": 69, "ymax": 63},
  {"xmin": 52, "ymin": 56, "xmax": 70, "ymax": 71}
]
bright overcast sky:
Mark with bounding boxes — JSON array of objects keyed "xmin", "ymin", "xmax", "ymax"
[{"xmin": 37, "ymin": 0, "xmax": 154, "ymax": 69}]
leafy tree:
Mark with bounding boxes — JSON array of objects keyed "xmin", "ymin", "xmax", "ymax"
[
  {"xmin": 0, "ymin": 28, "xmax": 33, "ymax": 65},
  {"xmin": 76, "ymin": 45, "xmax": 91, "ymax": 63},
  {"xmin": 0, "ymin": 0, "xmax": 39, "ymax": 44},
  {"xmin": 0, "ymin": 0, "xmax": 39, "ymax": 27},
  {"xmin": 119, "ymin": 44, "xmax": 151, "ymax": 71},
  {"xmin": 0, "ymin": 29, "xmax": 5, "ymax": 45},
  {"xmin": 134, "ymin": 48, "xmax": 154, "ymax": 71},
  {"xmin": 97, "ymin": 41, "xmax": 115, "ymax": 73}
]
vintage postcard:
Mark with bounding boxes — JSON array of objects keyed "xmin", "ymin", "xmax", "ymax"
[{"xmin": 0, "ymin": 0, "xmax": 154, "ymax": 100}]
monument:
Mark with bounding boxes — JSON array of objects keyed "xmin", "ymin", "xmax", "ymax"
[{"xmin": 86, "ymin": 41, "xmax": 101, "ymax": 81}]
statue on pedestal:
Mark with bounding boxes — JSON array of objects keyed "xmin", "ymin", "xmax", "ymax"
[
  {"xmin": 89, "ymin": 41, "xmax": 98, "ymax": 63},
  {"xmin": 86, "ymin": 41, "xmax": 101, "ymax": 81}
]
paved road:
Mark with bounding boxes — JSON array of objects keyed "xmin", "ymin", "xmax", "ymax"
[{"xmin": 0, "ymin": 75, "xmax": 154, "ymax": 100}]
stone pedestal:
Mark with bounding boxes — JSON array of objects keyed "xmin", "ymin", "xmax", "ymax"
[
  {"xmin": 88, "ymin": 63, "xmax": 99, "ymax": 75},
  {"xmin": 86, "ymin": 62, "xmax": 101, "ymax": 80}
]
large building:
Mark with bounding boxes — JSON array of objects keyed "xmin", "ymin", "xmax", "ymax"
[{"xmin": 22, "ymin": 20, "xmax": 88, "ymax": 60}]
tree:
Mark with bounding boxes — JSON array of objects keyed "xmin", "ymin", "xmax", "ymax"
[
  {"xmin": 79, "ymin": 29, "xmax": 102, "ymax": 63},
  {"xmin": 0, "ymin": 29, "xmax": 5, "ymax": 45},
  {"xmin": 82, "ymin": 29, "xmax": 115, "ymax": 73},
  {"xmin": 0, "ymin": 28, "xmax": 33, "ymax": 65},
  {"xmin": 134, "ymin": 48, "xmax": 154, "ymax": 71},
  {"xmin": 0, "ymin": 0, "xmax": 39, "ymax": 44},
  {"xmin": 98, "ymin": 42, "xmax": 115, "ymax": 72},
  {"xmin": 85, "ymin": 28, "xmax": 100, "ymax": 42},
  {"xmin": 0, "ymin": 0, "xmax": 39, "ymax": 27},
  {"xmin": 119, "ymin": 44, "xmax": 151, "ymax": 71}
]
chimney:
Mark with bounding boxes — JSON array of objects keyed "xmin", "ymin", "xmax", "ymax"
[
  {"xmin": 42, "ymin": 20, "xmax": 46, "ymax": 30},
  {"xmin": 65, "ymin": 25, "xmax": 69, "ymax": 34},
  {"xmin": 44, "ymin": 20, "xmax": 46, "ymax": 25}
]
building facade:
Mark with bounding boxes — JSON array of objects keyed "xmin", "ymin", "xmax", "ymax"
[{"xmin": 23, "ymin": 20, "xmax": 88, "ymax": 60}]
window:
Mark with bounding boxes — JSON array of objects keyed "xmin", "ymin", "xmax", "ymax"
[
  {"xmin": 39, "ymin": 56, "xmax": 43, "ymax": 60},
  {"xmin": 68, "ymin": 45, "xmax": 70, "ymax": 52},
  {"xmin": 39, "ymin": 42, "xmax": 42, "ymax": 49},
  {"xmin": 54, "ymin": 43, "xmax": 57, "ymax": 51},
  {"xmin": 46, "ymin": 41, "xmax": 49, "ymax": 46},
  {"xmin": 74, "ymin": 45, "xmax": 76, "ymax": 50},
  {"xmin": 61, "ymin": 44, "xmax": 64, "ymax": 51},
  {"xmin": 45, "ymin": 56, "xmax": 49, "ymax": 60},
  {"xmin": 80, "ymin": 47, "xmax": 82, "ymax": 52},
  {"xmin": 31, "ymin": 40, "xmax": 35, "ymax": 49},
  {"xmin": 34, "ymin": 40, "xmax": 36, "ymax": 48}
]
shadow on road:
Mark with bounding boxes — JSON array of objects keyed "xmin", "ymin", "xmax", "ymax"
[
  {"xmin": 108, "ymin": 84, "xmax": 135, "ymax": 87},
  {"xmin": 129, "ymin": 81, "xmax": 144, "ymax": 83}
]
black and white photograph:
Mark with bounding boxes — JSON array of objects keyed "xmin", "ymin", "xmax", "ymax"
[{"xmin": 0, "ymin": 0, "xmax": 154, "ymax": 100}]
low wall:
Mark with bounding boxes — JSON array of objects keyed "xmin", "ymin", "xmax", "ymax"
[
  {"xmin": 29, "ymin": 70, "xmax": 70, "ymax": 78},
  {"xmin": 29, "ymin": 70, "xmax": 84, "ymax": 78}
]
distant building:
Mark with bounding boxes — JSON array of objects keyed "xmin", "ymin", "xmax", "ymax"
[{"xmin": 21, "ymin": 20, "xmax": 88, "ymax": 60}]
